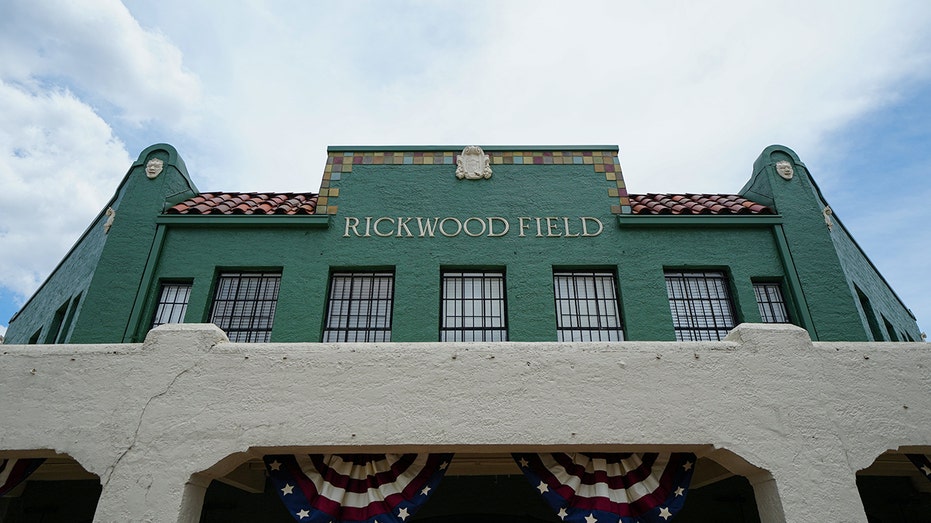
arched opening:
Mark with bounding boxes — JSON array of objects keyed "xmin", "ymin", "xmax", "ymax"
[
  {"xmin": 0, "ymin": 451, "xmax": 101, "ymax": 522},
  {"xmin": 857, "ymin": 448, "xmax": 931, "ymax": 522},
  {"xmin": 194, "ymin": 447, "xmax": 774, "ymax": 522}
]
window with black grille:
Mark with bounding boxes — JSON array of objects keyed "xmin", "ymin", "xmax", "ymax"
[
  {"xmin": 553, "ymin": 271, "xmax": 624, "ymax": 341},
  {"xmin": 441, "ymin": 271, "xmax": 507, "ymax": 341},
  {"xmin": 209, "ymin": 272, "xmax": 280, "ymax": 342},
  {"xmin": 151, "ymin": 282, "xmax": 192, "ymax": 328},
  {"xmin": 753, "ymin": 282, "xmax": 790, "ymax": 323},
  {"xmin": 322, "ymin": 272, "xmax": 394, "ymax": 342},
  {"xmin": 665, "ymin": 270, "xmax": 736, "ymax": 341}
]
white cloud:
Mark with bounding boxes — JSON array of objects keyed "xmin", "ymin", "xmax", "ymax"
[
  {"xmin": 0, "ymin": 0, "xmax": 202, "ymax": 312},
  {"xmin": 0, "ymin": 80, "xmax": 130, "ymax": 299},
  {"xmin": 0, "ymin": 0, "xmax": 201, "ymax": 127},
  {"xmin": 139, "ymin": 1, "xmax": 931, "ymax": 197}
]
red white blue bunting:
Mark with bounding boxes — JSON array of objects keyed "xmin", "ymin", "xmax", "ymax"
[
  {"xmin": 906, "ymin": 454, "xmax": 931, "ymax": 482},
  {"xmin": 264, "ymin": 453, "xmax": 453, "ymax": 523},
  {"xmin": 0, "ymin": 458, "xmax": 45, "ymax": 497},
  {"xmin": 512, "ymin": 452, "xmax": 696, "ymax": 523}
]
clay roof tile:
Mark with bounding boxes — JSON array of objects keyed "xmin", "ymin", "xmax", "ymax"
[
  {"xmin": 628, "ymin": 193, "xmax": 773, "ymax": 216},
  {"xmin": 163, "ymin": 191, "xmax": 319, "ymax": 216}
]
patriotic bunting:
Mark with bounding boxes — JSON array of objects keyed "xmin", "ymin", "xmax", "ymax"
[
  {"xmin": 264, "ymin": 453, "xmax": 453, "ymax": 523},
  {"xmin": 513, "ymin": 452, "xmax": 696, "ymax": 523},
  {"xmin": 906, "ymin": 454, "xmax": 931, "ymax": 482},
  {"xmin": 0, "ymin": 458, "xmax": 45, "ymax": 497}
]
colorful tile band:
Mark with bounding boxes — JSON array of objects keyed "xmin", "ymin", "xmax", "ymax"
[{"xmin": 317, "ymin": 150, "xmax": 630, "ymax": 215}]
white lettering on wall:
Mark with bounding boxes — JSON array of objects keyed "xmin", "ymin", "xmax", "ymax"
[{"xmin": 343, "ymin": 216, "xmax": 604, "ymax": 239}]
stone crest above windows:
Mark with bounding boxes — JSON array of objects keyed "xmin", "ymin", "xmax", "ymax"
[{"xmin": 455, "ymin": 146, "xmax": 493, "ymax": 180}]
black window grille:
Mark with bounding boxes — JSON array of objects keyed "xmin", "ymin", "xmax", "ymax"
[
  {"xmin": 665, "ymin": 270, "xmax": 736, "ymax": 341},
  {"xmin": 753, "ymin": 282, "xmax": 790, "ymax": 323},
  {"xmin": 441, "ymin": 271, "xmax": 507, "ymax": 341},
  {"xmin": 151, "ymin": 282, "xmax": 192, "ymax": 328},
  {"xmin": 322, "ymin": 272, "xmax": 394, "ymax": 342},
  {"xmin": 209, "ymin": 272, "xmax": 280, "ymax": 342},
  {"xmin": 553, "ymin": 271, "xmax": 624, "ymax": 341}
]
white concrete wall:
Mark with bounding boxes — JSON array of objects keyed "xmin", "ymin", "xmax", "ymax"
[{"xmin": 1, "ymin": 323, "xmax": 929, "ymax": 523}]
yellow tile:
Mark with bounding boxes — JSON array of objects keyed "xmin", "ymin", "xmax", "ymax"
[
  {"xmin": 605, "ymin": 172, "xmax": 616, "ymax": 181},
  {"xmin": 317, "ymin": 196, "xmax": 328, "ymax": 206},
  {"xmin": 343, "ymin": 164, "xmax": 352, "ymax": 172},
  {"xmin": 493, "ymin": 156, "xmax": 503, "ymax": 164},
  {"xmin": 583, "ymin": 157, "xmax": 593, "ymax": 164},
  {"xmin": 328, "ymin": 205, "xmax": 338, "ymax": 214},
  {"xmin": 329, "ymin": 188, "xmax": 339, "ymax": 197},
  {"xmin": 594, "ymin": 164, "xmax": 606, "ymax": 173},
  {"xmin": 608, "ymin": 188, "xmax": 619, "ymax": 197},
  {"xmin": 423, "ymin": 157, "xmax": 434, "ymax": 165}
]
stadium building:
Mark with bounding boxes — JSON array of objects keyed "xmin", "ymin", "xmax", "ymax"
[{"xmin": 1, "ymin": 143, "xmax": 928, "ymax": 522}]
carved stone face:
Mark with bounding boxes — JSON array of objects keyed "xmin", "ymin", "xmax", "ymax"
[
  {"xmin": 145, "ymin": 158, "xmax": 164, "ymax": 179},
  {"xmin": 775, "ymin": 160, "xmax": 794, "ymax": 180}
]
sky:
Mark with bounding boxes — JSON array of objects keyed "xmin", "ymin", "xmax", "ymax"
[{"xmin": 1, "ymin": 0, "xmax": 930, "ymax": 339}]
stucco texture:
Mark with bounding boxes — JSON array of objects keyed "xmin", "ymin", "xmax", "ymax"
[{"xmin": 1, "ymin": 323, "xmax": 929, "ymax": 522}]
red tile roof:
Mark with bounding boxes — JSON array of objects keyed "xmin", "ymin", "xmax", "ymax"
[
  {"xmin": 166, "ymin": 192, "xmax": 318, "ymax": 215},
  {"xmin": 165, "ymin": 191, "xmax": 770, "ymax": 217},
  {"xmin": 629, "ymin": 194, "xmax": 773, "ymax": 215}
]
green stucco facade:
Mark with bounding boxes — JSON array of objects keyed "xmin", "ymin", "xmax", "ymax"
[{"xmin": 5, "ymin": 143, "xmax": 921, "ymax": 345}]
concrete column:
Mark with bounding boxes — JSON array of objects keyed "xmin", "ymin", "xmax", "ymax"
[
  {"xmin": 766, "ymin": 459, "xmax": 868, "ymax": 523},
  {"xmin": 177, "ymin": 476, "xmax": 211, "ymax": 523},
  {"xmin": 750, "ymin": 476, "xmax": 787, "ymax": 523}
]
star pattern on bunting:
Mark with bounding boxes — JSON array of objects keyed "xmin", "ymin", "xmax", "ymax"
[
  {"xmin": 512, "ymin": 452, "xmax": 696, "ymax": 523},
  {"xmin": 265, "ymin": 453, "xmax": 453, "ymax": 523}
]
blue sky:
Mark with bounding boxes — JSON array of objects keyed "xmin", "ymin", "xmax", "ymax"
[{"xmin": 2, "ymin": 0, "xmax": 930, "ymax": 339}]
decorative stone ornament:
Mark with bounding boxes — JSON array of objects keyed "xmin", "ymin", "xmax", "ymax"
[
  {"xmin": 775, "ymin": 160, "xmax": 794, "ymax": 180},
  {"xmin": 455, "ymin": 146, "xmax": 492, "ymax": 180},
  {"xmin": 145, "ymin": 158, "xmax": 164, "ymax": 179},
  {"xmin": 822, "ymin": 205, "xmax": 834, "ymax": 231},
  {"xmin": 104, "ymin": 207, "xmax": 116, "ymax": 234}
]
